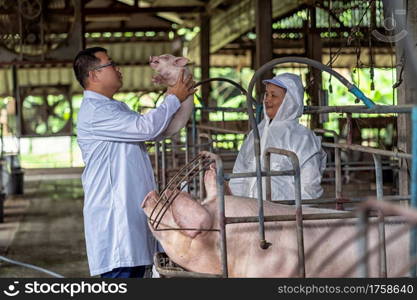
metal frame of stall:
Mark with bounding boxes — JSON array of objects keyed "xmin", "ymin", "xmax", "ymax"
[
  {"xmin": 153, "ymin": 78, "xmax": 250, "ymax": 196},
  {"xmin": 152, "ymin": 57, "xmax": 417, "ymax": 278},
  {"xmin": 213, "ymin": 57, "xmax": 417, "ymax": 277}
]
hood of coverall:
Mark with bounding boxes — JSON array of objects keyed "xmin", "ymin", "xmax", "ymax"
[{"xmin": 262, "ymin": 72, "xmax": 305, "ymax": 124}]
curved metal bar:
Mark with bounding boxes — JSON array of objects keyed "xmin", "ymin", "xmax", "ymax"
[
  {"xmin": 244, "ymin": 57, "xmax": 375, "ymax": 260},
  {"xmin": 149, "ymin": 154, "xmax": 213, "ymax": 229},
  {"xmin": 247, "ymin": 57, "xmax": 375, "ymax": 108},
  {"xmin": 372, "ymin": 154, "xmax": 387, "ymax": 278},
  {"xmin": 242, "ymin": 57, "xmax": 407, "ymax": 277},
  {"xmin": 152, "ymin": 158, "xmax": 213, "ymax": 229},
  {"xmin": 194, "ymin": 77, "xmax": 250, "ymax": 100}
]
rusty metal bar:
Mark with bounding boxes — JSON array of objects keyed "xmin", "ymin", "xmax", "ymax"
[
  {"xmin": 149, "ymin": 154, "xmax": 213, "ymax": 230},
  {"xmin": 225, "ymin": 211, "xmax": 356, "ymax": 224},
  {"xmin": 152, "ymin": 157, "xmax": 213, "ymax": 228},
  {"xmin": 372, "ymin": 154, "xmax": 387, "ymax": 277},
  {"xmin": 273, "ymin": 195, "xmax": 410, "ymax": 205},
  {"xmin": 225, "ymin": 170, "xmax": 295, "ymax": 180}
]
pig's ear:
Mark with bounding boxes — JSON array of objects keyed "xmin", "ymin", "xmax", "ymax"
[
  {"xmin": 142, "ymin": 190, "xmax": 158, "ymax": 209},
  {"xmin": 171, "ymin": 192, "xmax": 212, "ymax": 238},
  {"xmin": 174, "ymin": 57, "xmax": 189, "ymax": 67},
  {"xmin": 204, "ymin": 168, "xmax": 217, "ymax": 202}
]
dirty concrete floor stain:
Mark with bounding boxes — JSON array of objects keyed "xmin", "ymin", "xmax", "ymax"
[{"xmin": 0, "ymin": 178, "xmax": 91, "ymax": 278}]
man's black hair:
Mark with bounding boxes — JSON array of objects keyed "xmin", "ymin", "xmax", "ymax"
[{"xmin": 73, "ymin": 47, "xmax": 107, "ymax": 89}]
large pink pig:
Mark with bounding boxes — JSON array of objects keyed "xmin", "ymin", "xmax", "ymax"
[
  {"xmin": 142, "ymin": 167, "xmax": 410, "ymax": 277},
  {"xmin": 149, "ymin": 54, "xmax": 194, "ymax": 138}
]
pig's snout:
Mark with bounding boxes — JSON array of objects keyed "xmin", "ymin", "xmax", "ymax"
[{"xmin": 149, "ymin": 56, "xmax": 158, "ymax": 64}]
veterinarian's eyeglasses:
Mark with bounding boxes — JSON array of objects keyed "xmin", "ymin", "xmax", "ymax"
[{"xmin": 90, "ymin": 61, "xmax": 118, "ymax": 71}]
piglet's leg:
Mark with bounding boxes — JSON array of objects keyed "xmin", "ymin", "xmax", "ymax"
[{"xmin": 161, "ymin": 95, "xmax": 194, "ymax": 137}]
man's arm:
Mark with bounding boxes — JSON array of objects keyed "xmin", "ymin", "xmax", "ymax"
[{"xmin": 90, "ymin": 70, "xmax": 195, "ymax": 142}]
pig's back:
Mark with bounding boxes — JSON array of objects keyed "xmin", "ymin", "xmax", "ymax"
[{"xmin": 219, "ymin": 196, "xmax": 409, "ymax": 277}]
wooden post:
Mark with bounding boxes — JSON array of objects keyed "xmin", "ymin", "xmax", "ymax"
[
  {"xmin": 305, "ymin": 6, "xmax": 322, "ymax": 130},
  {"xmin": 200, "ymin": 12, "xmax": 211, "ymax": 121},
  {"xmin": 255, "ymin": 0, "xmax": 273, "ymax": 100},
  {"xmin": 394, "ymin": 0, "xmax": 417, "ymax": 196}
]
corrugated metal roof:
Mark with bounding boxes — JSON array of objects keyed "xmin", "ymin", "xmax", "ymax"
[{"xmin": 0, "ymin": 39, "xmax": 182, "ymax": 96}]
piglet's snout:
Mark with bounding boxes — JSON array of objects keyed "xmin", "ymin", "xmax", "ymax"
[{"xmin": 149, "ymin": 56, "xmax": 159, "ymax": 64}]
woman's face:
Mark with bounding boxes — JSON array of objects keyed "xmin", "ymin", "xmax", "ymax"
[{"xmin": 264, "ymin": 83, "xmax": 286, "ymax": 119}]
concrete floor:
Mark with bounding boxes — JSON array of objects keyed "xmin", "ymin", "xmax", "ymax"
[
  {"xmin": 0, "ymin": 166, "xmax": 392, "ymax": 278},
  {"xmin": 0, "ymin": 170, "xmax": 90, "ymax": 278}
]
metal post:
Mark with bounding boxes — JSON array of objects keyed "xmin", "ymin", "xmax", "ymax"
[
  {"xmin": 198, "ymin": 134, "xmax": 204, "ymax": 201},
  {"xmin": 265, "ymin": 152, "xmax": 272, "ymax": 202},
  {"xmin": 335, "ymin": 147, "xmax": 342, "ymax": 207},
  {"xmin": 411, "ymin": 106, "xmax": 417, "ymax": 277},
  {"xmin": 357, "ymin": 209, "xmax": 369, "ymax": 277},
  {"xmin": 215, "ymin": 156, "xmax": 228, "ymax": 277},
  {"xmin": 254, "ymin": 0, "xmax": 273, "ymax": 95},
  {"xmin": 372, "ymin": 154, "xmax": 387, "ymax": 277},
  {"xmin": 287, "ymin": 151, "xmax": 305, "ymax": 278},
  {"xmin": 264, "ymin": 148, "xmax": 305, "ymax": 277},
  {"xmin": 155, "ymin": 141, "xmax": 160, "ymax": 192},
  {"xmin": 161, "ymin": 141, "xmax": 166, "ymax": 190},
  {"xmin": 254, "ymin": 143, "xmax": 266, "ymax": 248},
  {"xmin": 192, "ymin": 108, "xmax": 197, "ymax": 197}
]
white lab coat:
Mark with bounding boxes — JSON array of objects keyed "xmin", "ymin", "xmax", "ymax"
[
  {"xmin": 77, "ymin": 90, "xmax": 180, "ymax": 276},
  {"xmin": 229, "ymin": 73, "xmax": 326, "ymax": 201}
]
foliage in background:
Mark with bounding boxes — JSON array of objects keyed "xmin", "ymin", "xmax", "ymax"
[{"xmin": 0, "ymin": 65, "xmax": 398, "ymax": 167}]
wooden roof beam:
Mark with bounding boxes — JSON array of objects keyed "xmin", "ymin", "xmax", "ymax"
[
  {"xmin": 84, "ymin": 6, "xmax": 204, "ymax": 14},
  {"xmin": 187, "ymin": 0, "xmax": 314, "ymax": 62}
]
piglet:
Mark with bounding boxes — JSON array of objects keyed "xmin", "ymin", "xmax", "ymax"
[{"xmin": 149, "ymin": 54, "xmax": 194, "ymax": 138}]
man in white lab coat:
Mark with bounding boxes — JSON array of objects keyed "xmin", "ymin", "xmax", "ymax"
[{"xmin": 73, "ymin": 47, "xmax": 195, "ymax": 278}]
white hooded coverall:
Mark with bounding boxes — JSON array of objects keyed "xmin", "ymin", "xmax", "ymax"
[{"xmin": 229, "ymin": 73, "xmax": 327, "ymax": 201}]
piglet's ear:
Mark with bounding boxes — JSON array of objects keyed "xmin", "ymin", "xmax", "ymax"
[
  {"xmin": 174, "ymin": 57, "xmax": 189, "ymax": 67},
  {"xmin": 171, "ymin": 191, "xmax": 213, "ymax": 238}
]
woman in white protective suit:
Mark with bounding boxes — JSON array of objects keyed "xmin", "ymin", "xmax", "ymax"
[{"xmin": 229, "ymin": 73, "xmax": 327, "ymax": 201}]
